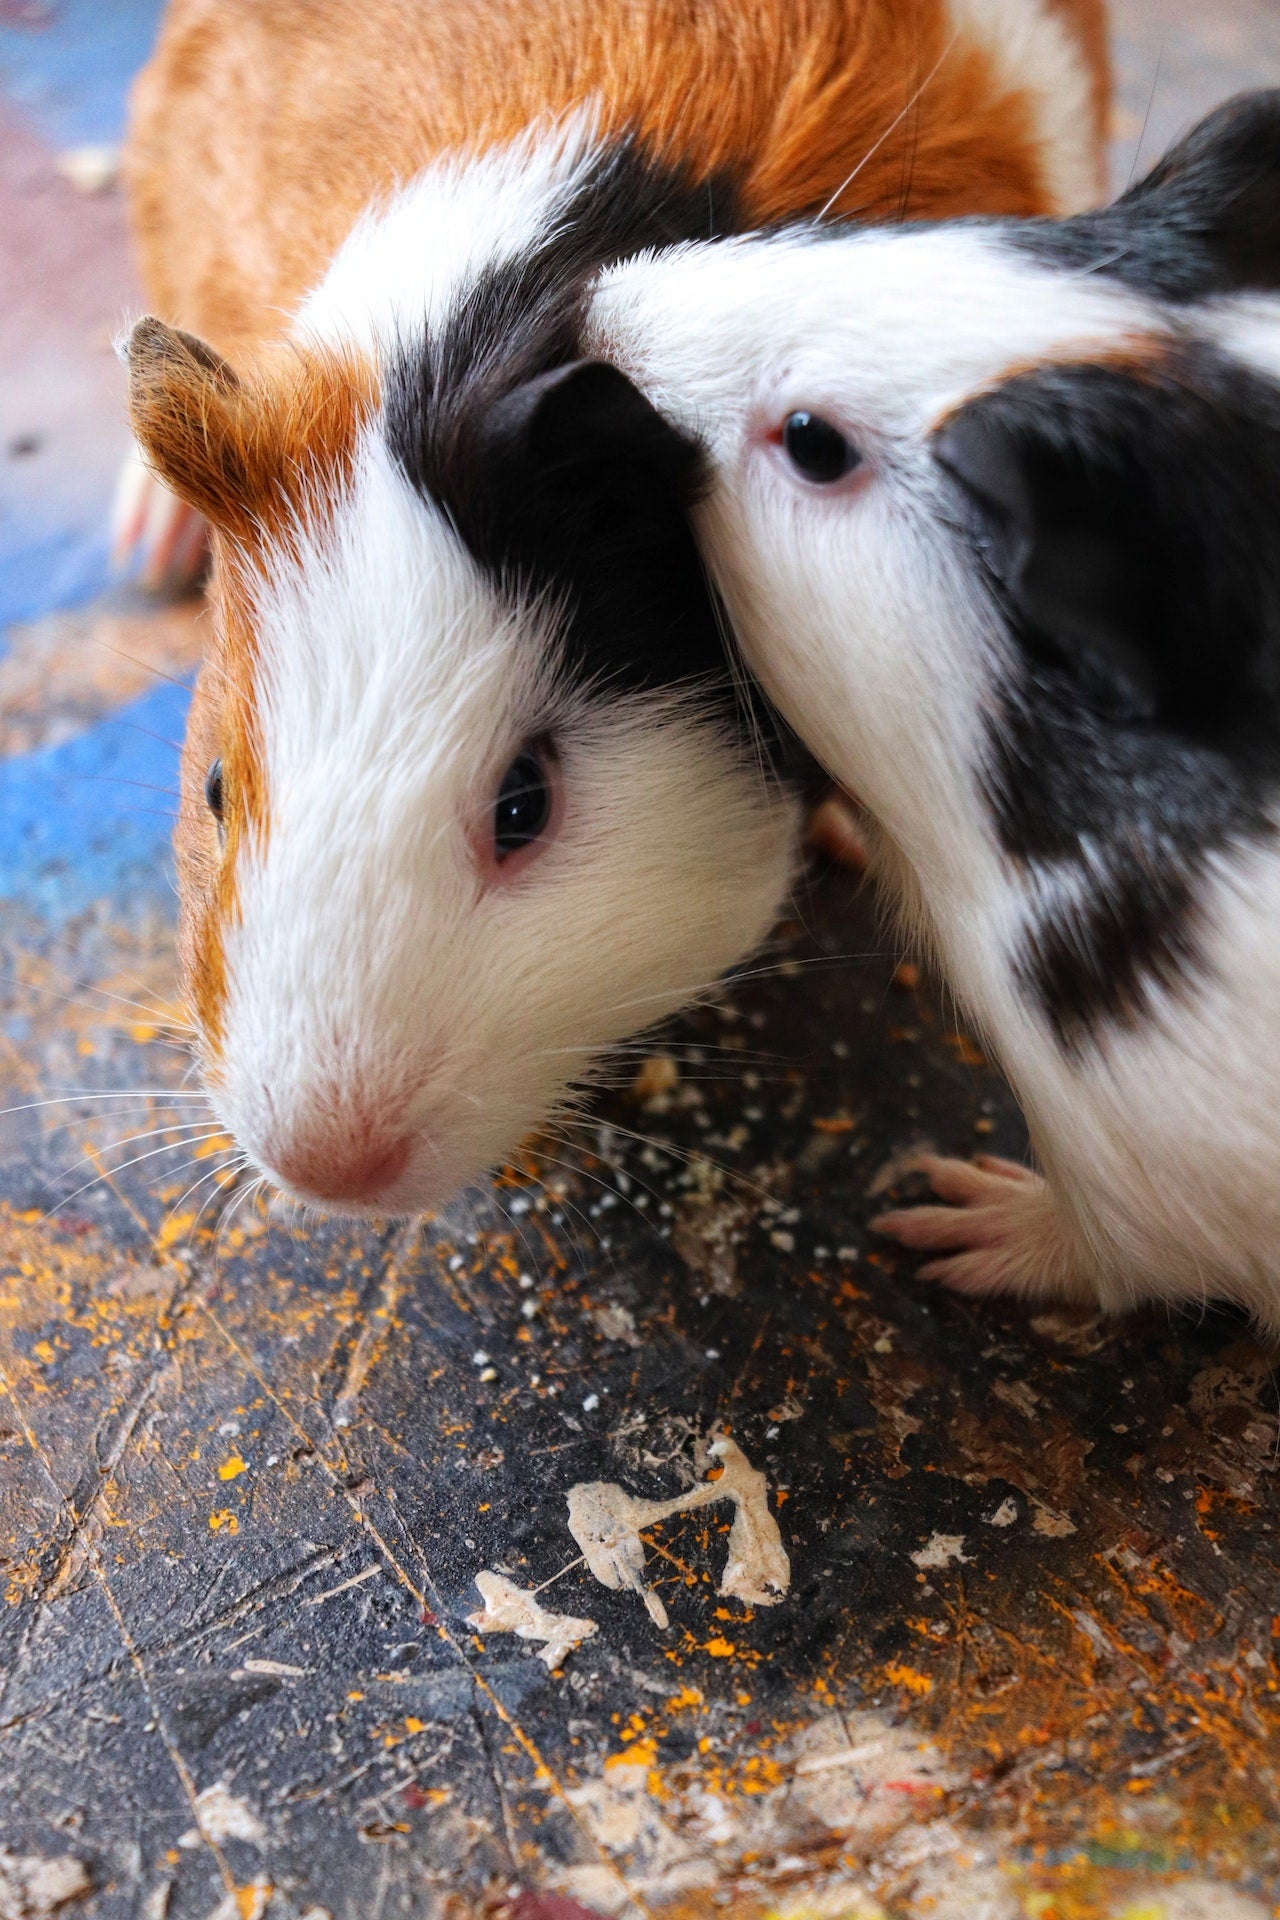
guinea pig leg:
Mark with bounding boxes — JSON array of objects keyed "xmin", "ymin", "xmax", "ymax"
[
  {"xmin": 869, "ymin": 1155, "xmax": 1094, "ymax": 1305},
  {"xmin": 111, "ymin": 444, "xmax": 209, "ymax": 593}
]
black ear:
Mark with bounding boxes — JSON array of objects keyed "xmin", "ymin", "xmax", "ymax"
[
  {"xmin": 1017, "ymin": 90, "xmax": 1280, "ymax": 300},
  {"xmin": 472, "ymin": 360, "xmax": 731, "ymax": 697},
  {"xmin": 933, "ymin": 352, "xmax": 1280, "ymax": 734},
  {"xmin": 478, "ymin": 359, "xmax": 705, "ymax": 505},
  {"xmin": 935, "ymin": 403, "xmax": 1163, "ymax": 723}
]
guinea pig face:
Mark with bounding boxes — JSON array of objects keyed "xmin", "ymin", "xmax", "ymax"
[
  {"xmin": 596, "ymin": 225, "xmax": 1162, "ymax": 860},
  {"xmin": 133, "ymin": 329, "xmax": 800, "ymax": 1219},
  {"xmin": 594, "ymin": 91, "xmax": 1280, "ymax": 853}
]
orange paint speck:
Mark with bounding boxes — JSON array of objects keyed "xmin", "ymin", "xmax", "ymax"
[{"xmin": 885, "ymin": 1661, "xmax": 934, "ymax": 1695}]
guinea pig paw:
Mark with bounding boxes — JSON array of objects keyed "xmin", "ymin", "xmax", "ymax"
[
  {"xmin": 111, "ymin": 447, "xmax": 209, "ymax": 594},
  {"xmin": 807, "ymin": 792, "xmax": 868, "ymax": 870},
  {"xmin": 869, "ymin": 1154, "xmax": 1078, "ymax": 1302}
]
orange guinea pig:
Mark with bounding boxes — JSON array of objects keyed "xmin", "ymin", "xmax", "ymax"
[{"xmin": 115, "ymin": 0, "xmax": 1108, "ymax": 1219}]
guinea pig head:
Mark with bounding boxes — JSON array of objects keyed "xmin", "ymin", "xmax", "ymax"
[
  {"xmin": 126, "ymin": 324, "xmax": 799, "ymax": 1217},
  {"xmin": 594, "ymin": 90, "xmax": 1280, "ymax": 1035}
]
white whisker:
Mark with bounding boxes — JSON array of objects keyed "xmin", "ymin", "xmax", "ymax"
[
  {"xmin": 44, "ymin": 1131, "xmax": 227, "ymax": 1221},
  {"xmin": 817, "ymin": 27, "xmax": 961, "ymax": 222}
]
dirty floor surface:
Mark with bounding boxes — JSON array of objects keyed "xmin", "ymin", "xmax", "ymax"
[{"xmin": 2, "ymin": 6, "xmax": 1279, "ymax": 1919}]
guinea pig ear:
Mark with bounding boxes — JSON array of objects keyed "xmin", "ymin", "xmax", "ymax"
[
  {"xmin": 122, "ymin": 317, "xmax": 247, "ymax": 526},
  {"xmin": 1038, "ymin": 90, "xmax": 1280, "ymax": 298},
  {"xmin": 122, "ymin": 316, "xmax": 240, "ymax": 391},
  {"xmin": 484, "ymin": 360, "xmax": 705, "ymax": 503},
  {"xmin": 934, "ymin": 391, "xmax": 1165, "ymax": 725}
]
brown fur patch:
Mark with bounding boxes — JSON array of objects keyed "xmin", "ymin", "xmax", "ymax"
[
  {"xmin": 125, "ymin": 0, "xmax": 1110, "ymax": 357},
  {"xmin": 927, "ymin": 335, "xmax": 1180, "ymax": 439},
  {"xmin": 173, "ymin": 545, "xmax": 269, "ymax": 1071},
  {"xmin": 132, "ymin": 323, "xmax": 380, "ymax": 1066},
  {"xmin": 127, "ymin": 320, "xmax": 378, "ymax": 545}
]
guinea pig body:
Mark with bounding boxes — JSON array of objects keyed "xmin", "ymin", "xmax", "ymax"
[
  {"xmin": 119, "ymin": 0, "xmax": 1108, "ymax": 1218},
  {"xmin": 591, "ymin": 93, "xmax": 1280, "ymax": 1328}
]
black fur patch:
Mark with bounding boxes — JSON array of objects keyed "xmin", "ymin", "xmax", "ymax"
[
  {"xmin": 934, "ymin": 345, "xmax": 1280, "ymax": 1049},
  {"xmin": 385, "ymin": 140, "xmax": 770, "ymax": 723},
  {"xmin": 1007, "ymin": 90, "xmax": 1280, "ymax": 300}
]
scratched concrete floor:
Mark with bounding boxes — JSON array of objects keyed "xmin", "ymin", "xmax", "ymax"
[{"xmin": 2, "ymin": 7, "xmax": 1280, "ymax": 1920}]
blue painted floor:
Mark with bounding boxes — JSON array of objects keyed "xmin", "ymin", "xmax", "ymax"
[
  {"xmin": 0, "ymin": 0, "xmax": 182, "ymax": 921},
  {"xmin": 0, "ymin": 0, "xmax": 163, "ymax": 146}
]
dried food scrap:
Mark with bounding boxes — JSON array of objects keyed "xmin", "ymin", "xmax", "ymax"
[
  {"xmin": 566, "ymin": 1435, "xmax": 790, "ymax": 1629},
  {"xmin": 467, "ymin": 1570, "xmax": 598, "ymax": 1669},
  {"xmin": 0, "ymin": 1850, "xmax": 91, "ymax": 1917}
]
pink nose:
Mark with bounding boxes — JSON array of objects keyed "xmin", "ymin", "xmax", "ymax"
[{"xmin": 272, "ymin": 1133, "xmax": 413, "ymax": 1206}]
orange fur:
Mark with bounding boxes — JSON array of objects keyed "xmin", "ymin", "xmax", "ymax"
[
  {"xmin": 125, "ymin": 0, "xmax": 1110, "ymax": 356},
  {"xmin": 126, "ymin": 320, "xmax": 378, "ymax": 542},
  {"xmin": 174, "ymin": 548, "xmax": 282, "ymax": 1069},
  {"xmin": 132, "ymin": 322, "xmax": 379, "ymax": 1067}
]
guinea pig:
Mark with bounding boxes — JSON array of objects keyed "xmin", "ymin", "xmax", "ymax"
[
  {"xmin": 588, "ymin": 91, "xmax": 1280, "ymax": 1329},
  {"xmin": 115, "ymin": 0, "xmax": 1108, "ymax": 1217}
]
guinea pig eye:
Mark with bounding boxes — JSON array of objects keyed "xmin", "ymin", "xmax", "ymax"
[
  {"xmin": 204, "ymin": 757, "xmax": 224, "ymax": 824},
  {"xmin": 782, "ymin": 410, "xmax": 860, "ymax": 484},
  {"xmin": 494, "ymin": 747, "xmax": 552, "ymax": 860}
]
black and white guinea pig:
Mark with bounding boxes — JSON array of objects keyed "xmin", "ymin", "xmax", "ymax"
[{"xmin": 589, "ymin": 92, "xmax": 1280, "ymax": 1328}]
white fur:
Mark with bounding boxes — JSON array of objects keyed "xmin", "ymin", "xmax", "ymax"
[
  {"xmin": 298, "ymin": 106, "xmax": 607, "ymax": 356},
  {"xmin": 212, "ymin": 428, "xmax": 798, "ymax": 1215},
  {"xmin": 1199, "ymin": 292, "xmax": 1280, "ymax": 385},
  {"xmin": 591, "ymin": 227, "xmax": 1154, "ymax": 459},
  {"xmin": 593, "ymin": 225, "xmax": 1280, "ymax": 1328},
  {"xmin": 947, "ymin": 0, "xmax": 1105, "ymax": 214}
]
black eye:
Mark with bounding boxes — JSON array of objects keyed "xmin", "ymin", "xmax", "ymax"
[
  {"xmin": 204, "ymin": 757, "xmax": 224, "ymax": 823},
  {"xmin": 494, "ymin": 748, "xmax": 552, "ymax": 859},
  {"xmin": 782, "ymin": 410, "xmax": 859, "ymax": 483}
]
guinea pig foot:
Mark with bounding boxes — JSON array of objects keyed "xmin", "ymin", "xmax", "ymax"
[
  {"xmin": 807, "ymin": 792, "xmax": 868, "ymax": 870},
  {"xmin": 111, "ymin": 446, "xmax": 209, "ymax": 594},
  {"xmin": 869, "ymin": 1154, "xmax": 1087, "ymax": 1303}
]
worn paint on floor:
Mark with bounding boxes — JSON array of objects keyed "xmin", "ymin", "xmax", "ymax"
[{"xmin": 2, "ymin": 5, "xmax": 1280, "ymax": 1918}]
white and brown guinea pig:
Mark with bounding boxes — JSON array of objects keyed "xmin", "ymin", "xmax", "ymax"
[
  {"xmin": 115, "ymin": 0, "xmax": 1107, "ymax": 1218},
  {"xmin": 590, "ymin": 92, "xmax": 1280, "ymax": 1328}
]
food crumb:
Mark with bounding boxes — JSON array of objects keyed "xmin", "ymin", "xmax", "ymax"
[{"xmin": 633, "ymin": 1054, "xmax": 679, "ymax": 1103}]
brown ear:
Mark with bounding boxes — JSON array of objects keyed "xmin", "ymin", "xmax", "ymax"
[
  {"xmin": 123, "ymin": 316, "xmax": 251, "ymax": 529},
  {"xmin": 124, "ymin": 316, "xmax": 379, "ymax": 543},
  {"xmin": 123, "ymin": 316, "xmax": 240, "ymax": 390}
]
